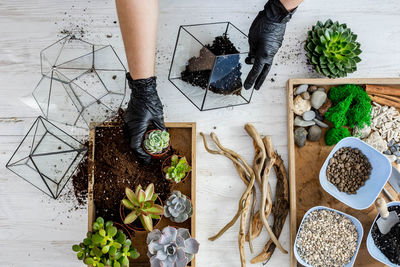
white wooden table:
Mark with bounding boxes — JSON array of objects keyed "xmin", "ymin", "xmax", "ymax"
[{"xmin": 1, "ymin": 0, "xmax": 400, "ymax": 266}]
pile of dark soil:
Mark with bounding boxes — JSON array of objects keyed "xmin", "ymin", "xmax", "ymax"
[
  {"xmin": 93, "ymin": 123, "xmax": 172, "ymax": 223},
  {"xmin": 181, "ymin": 34, "xmax": 243, "ymax": 96},
  {"xmin": 372, "ymin": 205, "xmax": 400, "ymax": 264}
]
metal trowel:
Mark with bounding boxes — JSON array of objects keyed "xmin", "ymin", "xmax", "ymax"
[{"xmin": 375, "ymin": 197, "xmax": 399, "ymax": 235}]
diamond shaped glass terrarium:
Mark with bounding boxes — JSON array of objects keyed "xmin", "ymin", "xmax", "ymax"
[
  {"xmin": 169, "ymin": 22, "xmax": 253, "ymax": 111},
  {"xmin": 6, "ymin": 117, "xmax": 87, "ymax": 199},
  {"xmin": 34, "ymin": 35, "xmax": 126, "ymax": 128}
]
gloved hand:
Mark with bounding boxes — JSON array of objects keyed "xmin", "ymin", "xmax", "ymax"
[
  {"xmin": 244, "ymin": 0, "xmax": 296, "ymax": 90},
  {"xmin": 124, "ymin": 73, "xmax": 165, "ymax": 164}
]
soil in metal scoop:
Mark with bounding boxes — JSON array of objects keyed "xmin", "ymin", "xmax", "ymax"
[{"xmin": 93, "ymin": 121, "xmax": 172, "ymax": 223}]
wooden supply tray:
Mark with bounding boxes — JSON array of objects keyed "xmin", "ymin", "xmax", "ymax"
[
  {"xmin": 88, "ymin": 122, "xmax": 197, "ymax": 267},
  {"xmin": 287, "ymin": 78, "xmax": 400, "ymax": 267}
]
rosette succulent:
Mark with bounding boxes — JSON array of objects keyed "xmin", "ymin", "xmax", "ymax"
[
  {"xmin": 122, "ymin": 183, "xmax": 164, "ymax": 231},
  {"xmin": 163, "ymin": 155, "xmax": 191, "ymax": 183},
  {"xmin": 147, "ymin": 226, "xmax": 199, "ymax": 267},
  {"xmin": 144, "ymin": 130, "xmax": 170, "ymax": 154},
  {"xmin": 164, "ymin": 191, "xmax": 193, "ymax": 223},
  {"xmin": 72, "ymin": 217, "xmax": 140, "ymax": 267},
  {"xmin": 305, "ymin": 19, "xmax": 362, "ymax": 78}
]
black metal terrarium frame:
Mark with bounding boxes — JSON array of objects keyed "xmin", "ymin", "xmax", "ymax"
[
  {"xmin": 6, "ymin": 116, "xmax": 87, "ymax": 199},
  {"xmin": 168, "ymin": 22, "xmax": 254, "ymax": 111}
]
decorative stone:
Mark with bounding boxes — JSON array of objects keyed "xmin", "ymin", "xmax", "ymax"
[
  {"xmin": 313, "ymin": 118, "xmax": 329, "ymax": 128},
  {"xmin": 396, "ymin": 159, "xmax": 400, "ymax": 164},
  {"xmin": 352, "ymin": 125, "xmax": 371, "ymax": 139},
  {"xmin": 386, "ymin": 154, "xmax": 397, "ymax": 163},
  {"xmin": 308, "ymin": 125, "xmax": 322, "ymax": 142},
  {"xmin": 295, "ymin": 84, "xmax": 309, "ymax": 95},
  {"xmin": 308, "ymin": 85, "xmax": 318, "ymax": 93},
  {"xmin": 390, "ymin": 146, "xmax": 397, "ymax": 153},
  {"xmin": 317, "ymin": 87, "xmax": 326, "ymax": 92},
  {"xmin": 302, "ymin": 110, "xmax": 316, "ymax": 121},
  {"xmin": 295, "ymin": 116, "xmax": 316, "ymax": 127},
  {"xmin": 314, "ymin": 110, "xmax": 324, "ymax": 121},
  {"xmin": 364, "ymin": 131, "xmax": 387, "ymax": 152},
  {"xmin": 384, "ymin": 150, "xmax": 392, "ymax": 155},
  {"xmin": 394, "ymin": 151, "xmax": 400, "ymax": 157},
  {"xmin": 311, "ymin": 91, "xmax": 327, "ymax": 109},
  {"xmin": 301, "ymin": 91, "xmax": 310, "ymax": 100},
  {"xmin": 293, "ymin": 95, "xmax": 311, "ymax": 115},
  {"xmin": 295, "ymin": 127, "xmax": 307, "ymax": 147},
  {"xmin": 318, "ymin": 99, "xmax": 333, "ymax": 116}
]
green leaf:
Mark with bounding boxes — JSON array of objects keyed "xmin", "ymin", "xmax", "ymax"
[
  {"xmin": 108, "ymin": 226, "xmax": 118, "ymax": 237},
  {"xmin": 92, "ymin": 233, "xmax": 104, "ymax": 244},
  {"xmin": 109, "ymin": 245, "xmax": 117, "ymax": 256},
  {"xmin": 144, "ymin": 183, "xmax": 154, "ymax": 201},
  {"xmin": 143, "ymin": 204, "xmax": 164, "ymax": 215},
  {"xmin": 121, "ymin": 256, "xmax": 129, "ymax": 267},
  {"xmin": 125, "ymin": 188, "xmax": 139, "ymax": 206},
  {"xmin": 96, "ymin": 217, "xmax": 104, "ymax": 225},
  {"xmin": 129, "ymin": 248, "xmax": 140, "ymax": 259},
  {"xmin": 77, "ymin": 251, "xmax": 84, "ymax": 260},
  {"xmin": 99, "ymin": 229, "xmax": 106, "ymax": 237},
  {"xmin": 115, "ymin": 252, "xmax": 122, "ymax": 260},
  {"xmin": 93, "ymin": 222, "xmax": 100, "ymax": 231},
  {"xmin": 140, "ymin": 214, "xmax": 153, "ymax": 232},
  {"xmin": 122, "ymin": 199, "xmax": 136, "ymax": 210},
  {"xmin": 114, "ymin": 261, "xmax": 121, "ymax": 267},
  {"xmin": 113, "ymin": 242, "xmax": 122, "ymax": 249},
  {"xmin": 102, "ymin": 245, "xmax": 110, "ymax": 254},
  {"xmin": 137, "ymin": 189, "xmax": 146, "ymax": 203},
  {"xmin": 105, "ymin": 221, "xmax": 113, "ymax": 228},
  {"xmin": 124, "ymin": 239, "xmax": 132, "ymax": 247},
  {"xmin": 85, "ymin": 257, "xmax": 94, "ymax": 265},
  {"xmin": 98, "ymin": 263, "xmax": 105, "ymax": 267},
  {"xmin": 124, "ymin": 211, "xmax": 139, "ymax": 224},
  {"xmin": 93, "ymin": 247, "xmax": 103, "ymax": 258},
  {"xmin": 72, "ymin": 244, "xmax": 81, "ymax": 252},
  {"xmin": 115, "ymin": 231, "xmax": 126, "ymax": 244}
]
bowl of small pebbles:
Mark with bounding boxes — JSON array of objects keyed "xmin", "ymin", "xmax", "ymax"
[
  {"xmin": 320, "ymin": 137, "xmax": 392, "ymax": 210},
  {"xmin": 294, "ymin": 206, "xmax": 363, "ymax": 267},
  {"xmin": 367, "ymin": 201, "xmax": 400, "ymax": 267}
]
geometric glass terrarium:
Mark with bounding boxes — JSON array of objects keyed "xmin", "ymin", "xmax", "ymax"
[
  {"xmin": 33, "ymin": 35, "xmax": 126, "ymax": 128},
  {"xmin": 6, "ymin": 116, "xmax": 87, "ymax": 199},
  {"xmin": 169, "ymin": 22, "xmax": 254, "ymax": 111}
]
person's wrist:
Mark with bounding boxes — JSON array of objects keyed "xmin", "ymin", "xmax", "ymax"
[
  {"xmin": 126, "ymin": 73, "xmax": 157, "ymax": 97},
  {"xmin": 263, "ymin": 0, "xmax": 296, "ymax": 23}
]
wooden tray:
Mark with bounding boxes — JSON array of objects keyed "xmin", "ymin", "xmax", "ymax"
[
  {"xmin": 287, "ymin": 78, "xmax": 400, "ymax": 267},
  {"xmin": 88, "ymin": 122, "xmax": 197, "ymax": 267}
]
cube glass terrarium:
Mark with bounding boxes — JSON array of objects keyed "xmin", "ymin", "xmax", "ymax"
[
  {"xmin": 33, "ymin": 35, "xmax": 126, "ymax": 128},
  {"xmin": 6, "ymin": 117, "xmax": 87, "ymax": 199},
  {"xmin": 169, "ymin": 22, "xmax": 253, "ymax": 111}
]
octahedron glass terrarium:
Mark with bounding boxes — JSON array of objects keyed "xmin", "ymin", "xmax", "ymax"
[
  {"xmin": 33, "ymin": 35, "xmax": 126, "ymax": 128},
  {"xmin": 6, "ymin": 116, "xmax": 87, "ymax": 199},
  {"xmin": 169, "ymin": 22, "xmax": 253, "ymax": 111}
]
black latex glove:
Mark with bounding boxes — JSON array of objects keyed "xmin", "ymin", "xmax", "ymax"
[
  {"xmin": 124, "ymin": 73, "xmax": 165, "ymax": 164},
  {"xmin": 244, "ymin": 0, "xmax": 296, "ymax": 90}
]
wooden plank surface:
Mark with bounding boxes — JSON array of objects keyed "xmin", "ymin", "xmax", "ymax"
[
  {"xmin": 1, "ymin": 0, "xmax": 400, "ymax": 266},
  {"xmin": 287, "ymin": 78, "xmax": 400, "ymax": 267}
]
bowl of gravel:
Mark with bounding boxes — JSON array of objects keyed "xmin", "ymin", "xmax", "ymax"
[
  {"xmin": 367, "ymin": 201, "xmax": 400, "ymax": 267},
  {"xmin": 294, "ymin": 206, "xmax": 363, "ymax": 267},
  {"xmin": 319, "ymin": 137, "xmax": 392, "ymax": 210}
]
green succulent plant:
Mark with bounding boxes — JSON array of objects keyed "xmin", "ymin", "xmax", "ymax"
[
  {"xmin": 122, "ymin": 183, "xmax": 164, "ymax": 232},
  {"xmin": 72, "ymin": 217, "xmax": 139, "ymax": 267},
  {"xmin": 163, "ymin": 155, "xmax": 191, "ymax": 183},
  {"xmin": 144, "ymin": 130, "xmax": 170, "ymax": 154},
  {"xmin": 305, "ymin": 19, "xmax": 362, "ymax": 78}
]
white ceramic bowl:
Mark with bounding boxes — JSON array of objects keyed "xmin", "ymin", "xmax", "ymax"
[
  {"xmin": 367, "ymin": 201, "xmax": 400, "ymax": 267},
  {"xmin": 319, "ymin": 137, "xmax": 392, "ymax": 210},
  {"xmin": 294, "ymin": 206, "xmax": 363, "ymax": 267}
]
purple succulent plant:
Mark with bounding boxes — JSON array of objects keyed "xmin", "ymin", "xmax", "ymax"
[{"xmin": 147, "ymin": 226, "xmax": 199, "ymax": 267}]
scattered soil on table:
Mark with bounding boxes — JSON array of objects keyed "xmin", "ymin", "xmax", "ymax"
[
  {"xmin": 181, "ymin": 34, "xmax": 243, "ymax": 96},
  {"xmin": 71, "ymin": 154, "xmax": 89, "ymax": 206},
  {"xmin": 371, "ymin": 205, "xmax": 400, "ymax": 265},
  {"xmin": 93, "ymin": 122, "xmax": 172, "ymax": 223}
]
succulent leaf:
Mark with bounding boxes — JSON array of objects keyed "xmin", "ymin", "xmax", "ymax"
[
  {"xmin": 140, "ymin": 214, "xmax": 154, "ymax": 232},
  {"xmin": 122, "ymin": 199, "xmax": 135, "ymax": 210},
  {"xmin": 305, "ymin": 19, "xmax": 361, "ymax": 78},
  {"xmin": 144, "ymin": 183, "xmax": 154, "ymax": 201},
  {"xmin": 163, "ymin": 155, "xmax": 191, "ymax": 183},
  {"xmin": 164, "ymin": 191, "xmax": 193, "ymax": 223},
  {"xmin": 124, "ymin": 211, "xmax": 139, "ymax": 224}
]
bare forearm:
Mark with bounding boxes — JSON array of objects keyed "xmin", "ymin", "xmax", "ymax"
[
  {"xmin": 116, "ymin": 0, "xmax": 158, "ymax": 79},
  {"xmin": 280, "ymin": 0, "xmax": 303, "ymax": 11}
]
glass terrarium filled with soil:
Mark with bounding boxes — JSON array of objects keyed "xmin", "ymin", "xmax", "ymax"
[{"xmin": 169, "ymin": 22, "xmax": 253, "ymax": 111}]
